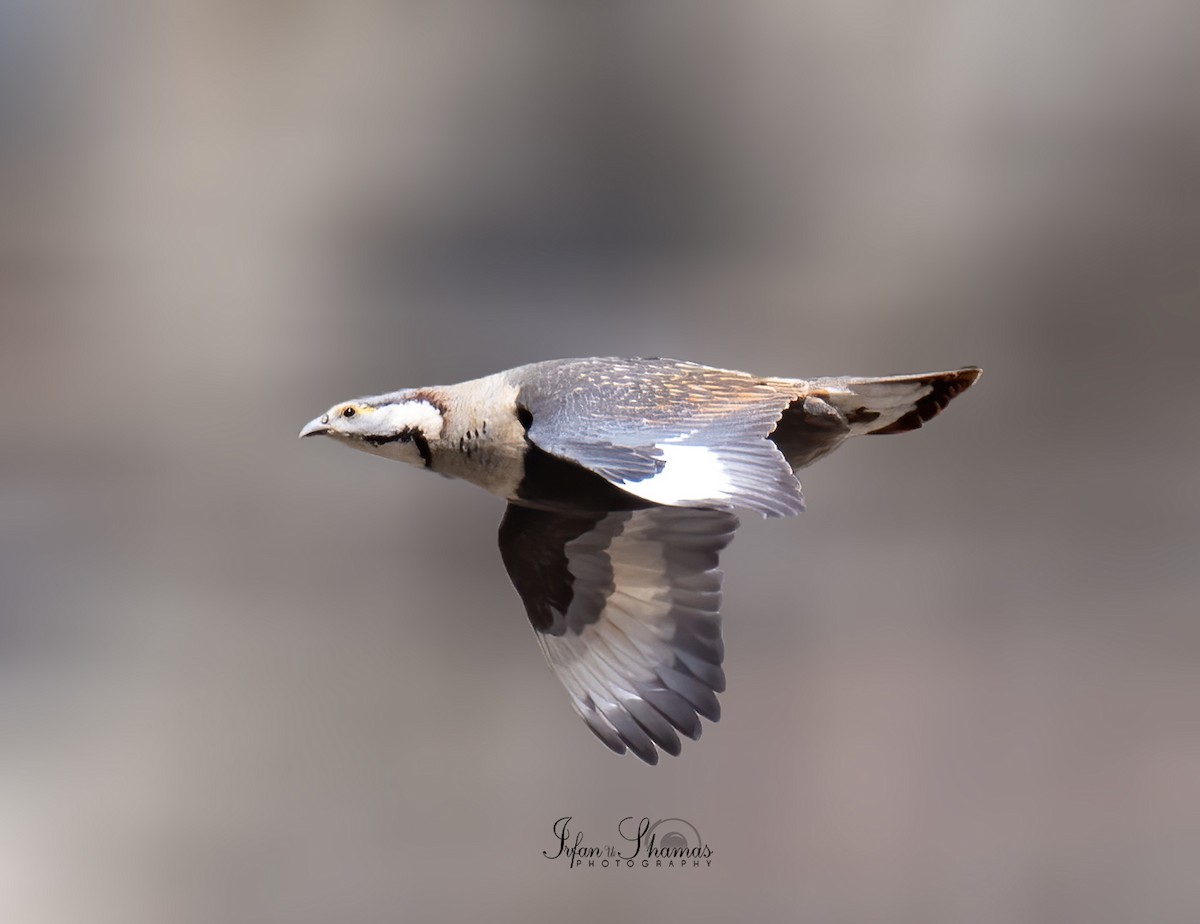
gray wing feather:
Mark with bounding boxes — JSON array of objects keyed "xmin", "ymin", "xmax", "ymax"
[
  {"xmin": 498, "ymin": 502, "xmax": 738, "ymax": 764},
  {"xmin": 513, "ymin": 358, "xmax": 804, "ymax": 517}
]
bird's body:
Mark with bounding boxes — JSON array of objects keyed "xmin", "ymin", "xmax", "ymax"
[{"xmin": 301, "ymin": 357, "xmax": 980, "ymax": 762}]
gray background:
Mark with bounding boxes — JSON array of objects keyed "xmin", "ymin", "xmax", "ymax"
[{"xmin": 2, "ymin": 2, "xmax": 1197, "ymax": 922}]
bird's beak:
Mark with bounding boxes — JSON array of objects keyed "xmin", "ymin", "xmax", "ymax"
[{"xmin": 299, "ymin": 414, "xmax": 331, "ymax": 439}]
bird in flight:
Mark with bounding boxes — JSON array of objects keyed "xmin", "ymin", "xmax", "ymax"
[{"xmin": 300, "ymin": 357, "xmax": 980, "ymax": 763}]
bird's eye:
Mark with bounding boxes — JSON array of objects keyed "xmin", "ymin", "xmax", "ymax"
[{"xmin": 342, "ymin": 407, "xmax": 356, "ymax": 419}]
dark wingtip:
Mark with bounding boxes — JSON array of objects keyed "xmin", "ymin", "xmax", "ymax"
[
  {"xmin": 868, "ymin": 367, "xmax": 981, "ymax": 436},
  {"xmin": 584, "ymin": 718, "xmax": 628, "ymax": 756}
]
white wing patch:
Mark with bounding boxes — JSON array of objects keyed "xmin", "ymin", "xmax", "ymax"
[
  {"xmin": 617, "ymin": 443, "xmax": 734, "ymax": 507},
  {"xmin": 615, "ymin": 439, "xmax": 805, "ymax": 518}
]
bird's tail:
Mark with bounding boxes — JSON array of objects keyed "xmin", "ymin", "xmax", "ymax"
[{"xmin": 813, "ymin": 367, "xmax": 982, "ymax": 436}]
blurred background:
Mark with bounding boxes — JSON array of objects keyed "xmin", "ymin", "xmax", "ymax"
[{"xmin": 2, "ymin": 2, "xmax": 1198, "ymax": 922}]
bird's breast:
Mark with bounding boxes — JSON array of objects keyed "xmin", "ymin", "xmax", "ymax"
[{"xmin": 429, "ymin": 395, "xmax": 526, "ymax": 498}]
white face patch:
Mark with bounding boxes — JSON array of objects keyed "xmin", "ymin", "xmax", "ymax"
[
  {"xmin": 373, "ymin": 400, "xmax": 445, "ymax": 439},
  {"xmin": 618, "ymin": 443, "xmax": 733, "ymax": 507},
  {"xmin": 318, "ymin": 396, "xmax": 446, "ymax": 467}
]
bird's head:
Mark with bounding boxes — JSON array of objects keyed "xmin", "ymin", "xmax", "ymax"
[{"xmin": 299, "ymin": 392, "xmax": 444, "ymax": 467}]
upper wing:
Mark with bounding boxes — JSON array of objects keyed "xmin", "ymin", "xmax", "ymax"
[
  {"xmin": 498, "ymin": 502, "xmax": 738, "ymax": 764},
  {"xmin": 513, "ymin": 358, "xmax": 805, "ymax": 517}
]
